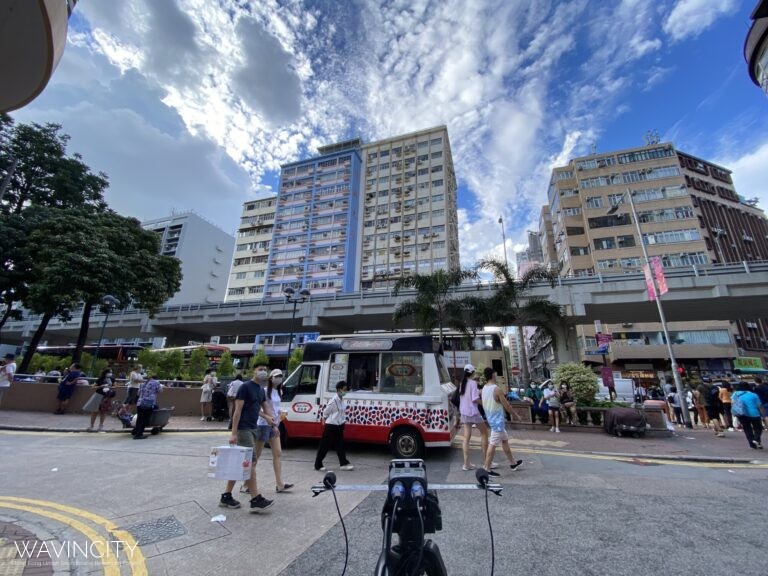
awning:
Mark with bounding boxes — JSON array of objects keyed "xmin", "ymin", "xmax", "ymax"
[{"xmin": 733, "ymin": 368, "xmax": 768, "ymax": 374}]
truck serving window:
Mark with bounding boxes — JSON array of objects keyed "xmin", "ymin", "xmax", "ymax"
[{"xmin": 379, "ymin": 352, "xmax": 423, "ymax": 394}]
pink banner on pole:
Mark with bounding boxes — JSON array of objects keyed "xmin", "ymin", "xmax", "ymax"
[
  {"xmin": 651, "ymin": 256, "xmax": 668, "ymax": 296},
  {"xmin": 643, "ymin": 264, "xmax": 656, "ymax": 301}
]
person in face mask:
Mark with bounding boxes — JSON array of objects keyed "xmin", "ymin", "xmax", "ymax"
[
  {"xmin": 542, "ymin": 380, "xmax": 561, "ymax": 433},
  {"xmin": 252, "ymin": 369, "xmax": 294, "ymax": 493},
  {"xmin": 315, "ymin": 380, "xmax": 354, "ymax": 472},
  {"xmin": 219, "ymin": 364, "xmax": 276, "ymax": 514},
  {"xmin": 524, "ymin": 382, "xmax": 548, "ymax": 425},
  {"xmin": 83, "ymin": 367, "xmax": 116, "ymax": 432}
]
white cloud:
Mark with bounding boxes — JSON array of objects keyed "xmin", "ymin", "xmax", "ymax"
[
  {"xmin": 721, "ymin": 141, "xmax": 768, "ymax": 214},
  {"xmin": 663, "ymin": 0, "xmax": 738, "ymax": 42}
]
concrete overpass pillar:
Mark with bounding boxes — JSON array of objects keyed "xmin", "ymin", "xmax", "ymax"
[{"xmin": 552, "ymin": 323, "xmax": 580, "ymax": 365}]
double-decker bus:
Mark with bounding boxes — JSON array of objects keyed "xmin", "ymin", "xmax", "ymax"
[
  {"xmin": 36, "ymin": 344, "xmax": 145, "ymax": 372},
  {"xmin": 153, "ymin": 344, "xmax": 230, "ymax": 366}
]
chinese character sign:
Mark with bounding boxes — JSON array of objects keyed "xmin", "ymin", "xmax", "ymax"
[{"xmin": 651, "ymin": 256, "xmax": 668, "ymax": 296}]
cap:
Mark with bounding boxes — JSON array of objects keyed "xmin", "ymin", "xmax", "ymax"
[
  {"xmin": 463, "ymin": 364, "xmax": 476, "ymax": 373},
  {"xmin": 270, "ymin": 369, "xmax": 284, "ymax": 378},
  {"xmin": 3, "ymin": 353, "xmax": 15, "ymax": 360}
]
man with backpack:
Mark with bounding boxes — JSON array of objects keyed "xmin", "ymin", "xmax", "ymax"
[{"xmin": 731, "ymin": 382, "xmax": 764, "ymax": 449}]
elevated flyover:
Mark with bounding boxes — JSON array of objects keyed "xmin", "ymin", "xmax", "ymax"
[{"xmin": 2, "ymin": 262, "xmax": 767, "ymax": 346}]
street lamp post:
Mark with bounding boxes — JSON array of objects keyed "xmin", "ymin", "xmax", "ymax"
[
  {"xmin": 498, "ymin": 216, "xmax": 509, "ymax": 271},
  {"xmin": 90, "ymin": 295, "xmax": 120, "ymax": 376},
  {"xmin": 608, "ymin": 189, "xmax": 692, "ymax": 427},
  {"xmin": 284, "ymin": 287, "xmax": 311, "ymax": 362}
]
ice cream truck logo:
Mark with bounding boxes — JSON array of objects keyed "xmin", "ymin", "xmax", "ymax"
[
  {"xmin": 387, "ymin": 363, "xmax": 416, "ymax": 377},
  {"xmin": 293, "ymin": 402, "xmax": 313, "ymax": 413}
]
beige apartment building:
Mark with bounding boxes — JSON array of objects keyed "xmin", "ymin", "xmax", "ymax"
[
  {"xmin": 226, "ymin": 196, "xmax": 277, "ymax": 301},
  {"xmin": 538, "ymin": 141, "xmax": 768, "ymax": 383},
  {"xmin": 360, "ymin": 126, "xmax": 460, "ymax": 290}
]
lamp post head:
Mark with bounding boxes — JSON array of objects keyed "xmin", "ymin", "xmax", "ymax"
[
  {"xmin": 102, "ymin": 295, "xmax": 120, "ymax": 310},
  {"xmin": 283, "ymin": 287, "xmax": 296, "ymax": 299},
  {"xmin": 498, "ymin": 216, "xmax": 503, "ymax": 225},
  {"xmin": 298, "ymin": 288, "xmax": 311, "ymax": 299}
]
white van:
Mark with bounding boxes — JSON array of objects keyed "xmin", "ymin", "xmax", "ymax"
[{"xmin": 280, "ymin": 333, "xmax": 459, "ymax": 458}]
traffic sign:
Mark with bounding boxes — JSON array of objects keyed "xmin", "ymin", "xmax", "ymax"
[
  {"xmin": 510, "ymin": 367, "xmax": 521, "ymax": 376},
  {"xmin": 585, "ymin": 345, "xmax": 609, "ymax": 355}
]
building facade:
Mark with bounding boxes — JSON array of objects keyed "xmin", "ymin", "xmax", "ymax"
[
  {"xmin": 745, "ymin": 0, "xmax": 768, "ymax": 96},
  {"xmin": 264, "ymin": 139, "xmax": 362, "ymax": 298},
  {"xmin": 360, "ymin": 126, "xmax": 460, "ymax": 290},
  {"xmin": 226, "ymin": 196, "xmax": 277, "ymax": 302},
  {"xmin": 539, "ymin": 141, "xmax": 768, "ymax": 379},
  {"xmin": 142, "ymin": 211, "xmax": 235, "ymax": 305}
]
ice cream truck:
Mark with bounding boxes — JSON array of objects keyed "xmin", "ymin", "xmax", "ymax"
[{"xmin": 280, "ymin": 333, "xmax": 459, "ymax": 458}]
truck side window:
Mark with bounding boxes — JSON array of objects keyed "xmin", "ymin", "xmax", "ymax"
[
  {"xmin": 281, "ymin": 365, "xmax": 320, "ymax": 402},
  {"xmin": 380, "ymin": 352, "xmax": 423, "ymax": 394}
]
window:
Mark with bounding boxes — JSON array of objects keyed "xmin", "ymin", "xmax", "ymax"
[
  {"xmin": 620, "ymin": 256, "xmax": 641, "ymax": 268},
  {"xmin": 623, "ymin": 166, "xmax": 680, "ymax": 183},
  {"xmin": 235, "ymin": 272, "xmax": 247, "ymax": 280},
  {"xmin": 597, "ymin": 259, "xmax": 618, "ymax": 269},
  {"xmin": 616, "ymin": 234, "xmax": 635, "ymax": 248},
  {"xmin": 432, "ymin": 179, "xmax": 443, "ymax": 187},
  {"xmin": 431, "ymin": 151, "xmax": 442, "ymax": 159},
  {"xmin": 281, "ymin": 364, "xmax": 321, "ymax": 401},
  {"xmin": 570, "ymin": 246, "xmax": 590, "ymax": 256},
  {"xmin": 556, "ymin": 171, "xmax": 574, "ymax": 180},
  {"xmin": 661, "ymin": 252, "xmax": 708, "ymax": 266},
  {"xmin": 585, "ymin": 196, "xmax": 603, "ymax": 209},
  {"xmin": 430, "ymin": 137, "xmax": 443, "ymax": 146},
  {"xmin": 431, "ymin": 165, "xmax": 443, "ymax": 173},
  {"xmin": 588, "ymin": 214, "xmax": 631, "ymax": 229},
  {"xmin": 566, "ymin": 226, "xmax": 585, "ymax": 236},
  {"xmin": 643, "ymin": 229, "xmax": 700, "ymax": 245},
  {"xmin": 616, "ymin": 147, "xmax": 675, "ymax": 164},
  {"xmin": 593, "ymin": 237, "xmax": 616, "ymax": 250}
]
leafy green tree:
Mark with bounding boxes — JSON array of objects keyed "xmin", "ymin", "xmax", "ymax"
[
  {"xmin": 252, "ymin": 346, "xmax": 270, "ymax": 371},
  {"xmin": 553, "ymin": 362, "xmax": 598, "ymax": 404},
  {"xmin": 157, "ymin": 349, "xmax": 183, "ymax": 379},
  {"xmin": 392, "ymin": 269, "xmax": 484, "ymax": 342},
  {"xmin": 287, "ymin": 347, "xmax": 303, "ymax": 374},
  {"xmin": 188, "ymin": 347, "xmax": 209, "ymax": 381},
  {"xmin": 477, "ymin": 259, "xmax": 563, "ymax": 386},
  {"xmin": 137, "ymin": 349, "xmax": 160, "ymax": 376},
  {"xmin": 217, "ymin": 351, "xmax": 235, "ymax": 378}
]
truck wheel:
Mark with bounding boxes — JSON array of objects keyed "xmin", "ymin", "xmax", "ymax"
[{"xmin": 389, "ymin": 427, "xmax": 424, "ymax": 459}]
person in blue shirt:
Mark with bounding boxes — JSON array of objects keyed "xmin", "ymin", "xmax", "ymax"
[{"xmin": 731, "ymin": 382, "xmax": 764, "ymax": 450}]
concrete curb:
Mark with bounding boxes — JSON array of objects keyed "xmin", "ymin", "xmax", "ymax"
[
  {"xmin": 0, "ymin": 424, "xmax": 227, "ymax": 434},
  {"xmin": 573, "ymin": 450, "xmax": 759, "ymax": 464}
]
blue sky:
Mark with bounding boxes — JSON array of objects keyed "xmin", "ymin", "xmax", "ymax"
[{"xmin": 10, "ymin": 0, "xmax": 768, "ymax": 268}]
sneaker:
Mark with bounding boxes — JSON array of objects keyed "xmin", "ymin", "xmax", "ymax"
[
  {"xmin": 462, "ymin": 464, "xmax": 476, "ymax": 471},
  {"xmin": 550, "ymin": 427, "xmax": 555, "ymax": 432},
  {"xmin": 86, "ymin": 427, "xmax": 95, "ymax": 432},
  {"xmin": 487, "ymin": 470, "xmax": 500, "ymax": 477},
  {"xmin": 200, "ymin": 417, "xmax": 206, "ymax": 421},
  {"xmin": 276, "ymin": 483, "xmax": 294, "ymax": 493},
  {"xmin": 728, "ymin": 427, "xmax": 735, "ymax": 432},
  {"xmin": 510, "ymin": 460, "xmax": 523, "ymax": 471},
  {"xmin": 340, "ymin": 464, "xmax": 355, "ymax": 471},
  {"xmin": 555, "ymin": 427, "xmax": 560, "ymax": 433},
  {"xmin": 219, "ymin": 493, "xmax": 241, "ymax": 509},
  {"xmin": 315, "ymin": 466, "xmax": 326, "ymax": 472},
  {"xmin": 132, "ymin": 435, "xmax": 147, "ymax": 440},
  {"xmin": 490, "ymin": 462, "xmax": 499, "ymax": 469},
  {"xmin": 757, "ymin": 443, "xmax": 764, "ymax": 450},
  {"xmin": 249, "ymin": 495, "xmax": 274, "ymax": 513}
]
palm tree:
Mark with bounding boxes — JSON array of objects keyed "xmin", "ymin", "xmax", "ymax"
[
  {"xmin": 477, "ymin": 258, "xmax": 563, "ymax": 386},
  {"xmin": 392, "ymin": 268, "xmax": 485, "ymax": 350}
]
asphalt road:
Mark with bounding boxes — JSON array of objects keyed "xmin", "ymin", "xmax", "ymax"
[{"xmin": 0, "ymin": 430, "xmax": 765, "ymax": 576}]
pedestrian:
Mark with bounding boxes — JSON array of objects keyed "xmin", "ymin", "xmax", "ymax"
[
  {"xmin": 200, "ymin": 368, "xmax": 215, "ymax": 421},
  {"xmin": 559, "ymin": 381, "xmax": 578, "ymax": 425},
  {"xmin": 132, "ymin": 373, "xmax": 162, "ymax": 440},
  {"xmin": 54, "ymin": 363, "xmax": 86, "ymax": 414},
  {"xmin": 731, "ymin": 382, "xmax": 764, "ymax": 449},
  {"xmin": 252, "ymin": 369, "xmax": 293, "ymax": 493},
  {"xmin": 458, "ymin": 364, "xmax": 489, "ymax": 471},
  {"xmin": 314, "ymin": 381, "xmax": 354, "ymax": 472},
  {"xmin": 124, "ymin": 365, "xmax": 144, "ymax": 413},
  {"xmin": 46, "ymin": 366, "xmax": 62, "ymax": 383},
  {"xmin": 219, "ymin": 364, "xmax": 275, "ymax": 513},
  {"xmin": 687, "ymin": 388, "xmax": 698, "ymax": 427},
  {"xmin": 481, "ymin": 367, "xmax": 523, "ymax": 476},
  {"xmin": 668, "ymin": 387, "xmax": 683, "ymax": 425},
  {"xmin": 83, "ymin": 368, "xmax": 116, "ymax": 432},
  {"xmin": 699, "ymin": 380, "xmax": 725, "ymax": 437},
  {"xmin": 754, "ymin": 377, "xmax": 768, "ymax": 429},
  {"xmin": 227, "ymin": 372, "xmax": 244, "ymax": 428},
  {"xmin": 0, "ymin": 353, "xmax": 16, "ymax": 408},
  {"xmin": 524, "ymin": 382, "xmax": 548, "ymax": 425},
  {"xmin": 718, "ymin": 382, "xmax": 734, "ymax": 430},
  {"xmin": 543, "ymin": 380, "xmax": 561, "ymax": 433}
]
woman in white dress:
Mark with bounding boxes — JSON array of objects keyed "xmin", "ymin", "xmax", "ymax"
[{"xmin": 200, "ymin": 368, "xmax": 216, "ymax": 421}]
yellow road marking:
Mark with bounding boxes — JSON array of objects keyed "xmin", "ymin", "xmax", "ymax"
[
  {"xmin": 454, "ymin": 435, "xmax": 569, "ymax": 448},
  {"xmin": 0, "ymin": 497, "xmax": 147, "ymax": 576}
]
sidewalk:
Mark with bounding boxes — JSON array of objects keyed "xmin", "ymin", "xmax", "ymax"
[{"xmin": 0, "ymin": 409, "xmax": 764, "ymax": 463}]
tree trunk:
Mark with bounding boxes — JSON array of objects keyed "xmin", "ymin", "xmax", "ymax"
[
  {"xmin": 18, "ymin": 311, "xmax": 53, "ymax": 373},
  {"xmin": 72, "ymin": 300, "xmax": 94, "ymax": 364},
  {"xmin": 0, "ymin": 305, "xmax": 16, "ymax": 343}
]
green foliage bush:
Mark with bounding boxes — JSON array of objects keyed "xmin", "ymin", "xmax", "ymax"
[
  {"xmin": 553, "ymin": 362, "xmax": 598, "ymax": 404},
  {"xmin": 287, "ymin": 347, "xmax": 303, "ymax": 373},
  {"xmin": 217, "ymin": 351, "xmax": 235, "ymax": 378}
]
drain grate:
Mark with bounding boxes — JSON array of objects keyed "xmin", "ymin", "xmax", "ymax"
[{"xmin": 123, "ymin": 515, "xmax": 187, "ymax": 546}]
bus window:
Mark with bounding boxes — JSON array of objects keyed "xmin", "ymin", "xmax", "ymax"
[
  {"xmin": 380, "ymin": 352, "xmax": 423, "ymax": 394},
  {"xmin": 282, "ymin": 364, "xmax": 320, "ymax": 402}
]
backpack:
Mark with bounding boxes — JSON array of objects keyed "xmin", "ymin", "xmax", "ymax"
[
  {"xmin": 450, "ymin": 387, "xmax": 461, "ymax": 409},
  {"xmin": 708, "ymin": 385, "xmax": 722, "ymax": 408},
  {"xmin": 731, "ymin": 392, "xmax": 746, "ymax": 417}
]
